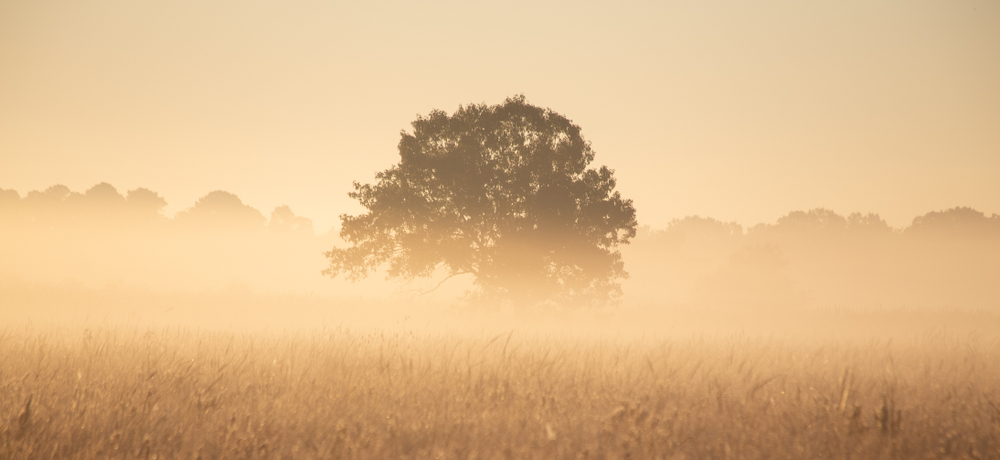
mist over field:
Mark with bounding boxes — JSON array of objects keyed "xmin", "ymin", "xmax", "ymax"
[
  {"xmin": 1, "ymin": 182, "xmax": 997, "ymax": 333},
  {"xmin": 3, "ymin": 189, "xmax": 1000, "ymax": 459},
  {"xmin": 3, "ymin": 1, "xmax": 1000, "ymax": 457}
]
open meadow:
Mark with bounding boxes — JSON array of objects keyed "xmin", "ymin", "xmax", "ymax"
[
  {"xmin": 4, "ymin": 0, "xmax": 999, "ymax": 457},
  {"xmin": 2, "ymin": 309, "xmax": 999, "ymax": 460}
]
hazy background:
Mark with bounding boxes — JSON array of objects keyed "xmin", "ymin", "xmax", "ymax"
[
  {"xmin": 2, "ymin": 1, "xmax": 999, "ymax": 334},
  {"xmin": 1, "ymin": 183, "xmax": 997, "ymax": 332},
  {"xmin": 2, "ymin": 0, "xmax": 998, "ymax": 233},
  {"xmin": 4, "ymin": 7, "xmax": 1000, "ymax": 457}
]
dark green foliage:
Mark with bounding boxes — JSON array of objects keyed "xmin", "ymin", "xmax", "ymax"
[{"xmin": 324, "ymin": 96, "xmax": 637, "ymax": 307}]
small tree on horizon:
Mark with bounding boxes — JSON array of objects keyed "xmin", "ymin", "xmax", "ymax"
[{"xmin": 324, "ymin": 96, "xmax": 637, "ymax": 307}]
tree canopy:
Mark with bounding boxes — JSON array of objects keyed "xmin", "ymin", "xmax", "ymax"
[
  {"xmin": 324, "ymin": 96, "xmax": 638, "ymax": 307},
  {"xmin": 174, "ymin": 190, "xmax": 266, "ymax": 232}
]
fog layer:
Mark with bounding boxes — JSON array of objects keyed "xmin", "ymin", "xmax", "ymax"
[{"xmin": 1, "ymin": 183, "xmax": 998, "ymax": 325}]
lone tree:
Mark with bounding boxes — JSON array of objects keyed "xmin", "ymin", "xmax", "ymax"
[{"xmin": 324, "ymin": 96, "xmax": 637, "ymax": 307}]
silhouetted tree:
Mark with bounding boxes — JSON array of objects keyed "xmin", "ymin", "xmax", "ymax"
[
  {"xmin": 773, "ymin": 208, "xmax": 847, "ymax": 232},
  {"xmin": 126, "ymin": 188, "xmax": 168, "ymax": 223},
  {"xmin": 268, "ymin": 206, "xmax": 314, "ymax": 233},
  {"xmin": 0, "ymin": 188, "xmax": 19, "ymax": 204},
  {"xmin": 0, "ymin": 189, "xmax": 19, "ymax": 209},
  {"xmin": 21, "ymin": 185, "xmax": 73, "ymax": 227},
  {"xmin": 81, "ymin": 182, "xmax": 126, "ymax": 206},
  {"xmin": 174, "ymin": 191, "xmax": 266, "ymax": 232},
  {"xmin": 907, "ymin": 207, "xmax": 999, "ymax": 238},
  {"xmin": 748, "ymin": 208, "xmax": 894, "ymax": 247},
  {"xmin": 71, "ymin": 183, "xmax": 127, "ymax": 223},
  {"xmin": 5, "ymin": 184, "xmax": 170, "ymax": 229},
  {"xmin": 324, "ymin": 96, "xmax": 637, "ymax": 307},
  {"xmin": 846, "ymin": 212, "xmax": 892, "ymax": 234},
  {"xmin": 23, "ymin": 185, "xmax": 71, "ymax": 208},
  {"xmin": 657, "ymin": 216, "xmax": 744, "ymax": 248}
]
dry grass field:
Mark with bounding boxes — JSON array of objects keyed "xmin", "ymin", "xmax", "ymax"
[{"xmin": 2, "ymin": 323, "xmax": 998, "ymax": 460}]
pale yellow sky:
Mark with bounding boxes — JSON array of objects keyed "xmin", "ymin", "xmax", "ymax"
[{"xmin": 2, "ymin": 0, "xmax": 998, "ymax": 232}]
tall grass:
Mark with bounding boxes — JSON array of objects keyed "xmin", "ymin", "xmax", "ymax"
[{"xmin": 1, "ymin": 326, "xmax": 998, "ymax": 459}]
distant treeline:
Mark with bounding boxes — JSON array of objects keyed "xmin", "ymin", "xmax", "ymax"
[
  {"xmin": 644, "ymin": 207, "xmax": 1000, "ymax": 242},
  {"xmin": 623, "ymin": 209, "xmax": 1000, "ymax": 310},
  {"xmin": 0, "ymin": 183, "xmax": 338, "ymax": 296},
  {"xmin": 0, "ymin": 183, "xmax": 313, "ymax": 234},
  {"xmin": 3, "ymin": 183, "xmax": 998, "ymax": 237},
  {"xmin": 1, "ymin": 183, "xmax": 998, "ymax": 309}
]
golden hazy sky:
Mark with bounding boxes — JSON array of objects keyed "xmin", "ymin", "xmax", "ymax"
[{"xmin": 2, "ymin": 0, "xmax": 997, "ymax": 231}]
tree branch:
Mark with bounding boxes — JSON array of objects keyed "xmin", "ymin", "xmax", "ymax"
[{"xmin": 417, "ymin": 272, "xmax": 465, "ymax": 296}]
